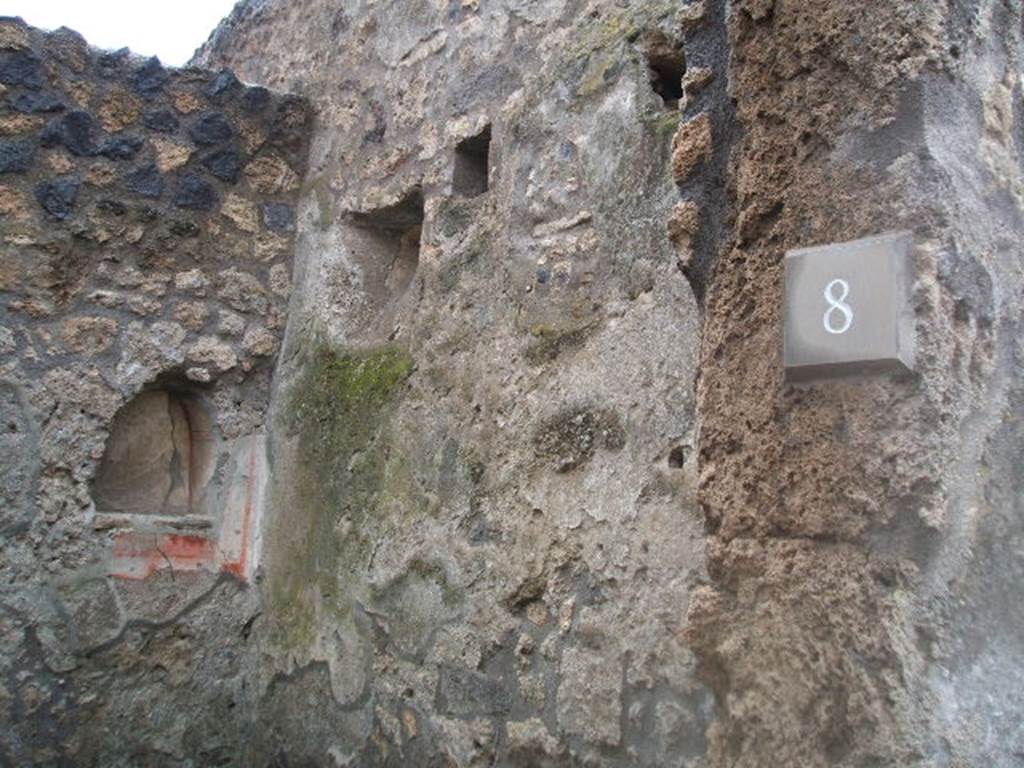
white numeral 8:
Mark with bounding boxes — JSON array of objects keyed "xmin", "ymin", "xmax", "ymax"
[{"xmin": 823, "ymin": 278, "xmax": 853, "ymax": 335}]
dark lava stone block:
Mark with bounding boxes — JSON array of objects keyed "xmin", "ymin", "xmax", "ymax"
[
  {"xmin": 200, "ymin": 147, "xmax": 242, "ymax": 183},
  {"xmin": 241, "ymin": 86, "xmax": 271, "ymax": 114},
  {"xmin": 10, "ymin": 91, "xmax": 65, "ymax": 113},
  {"xmin": 143, "ymin": 109, "xmax": 179, "ymax": 133},
  {"xmin": 0, "ymin": 51, "xmax": 44, "ymax": 89},
  {"xmin": 261, "ymin": 203, "xmax": 295, "ymax": 233},
  {"xmin": 205, "ymin": 70, "xmax": 240, "ymax": 101},
  {"xmin": 40, "ymin": 111, "xmax": 97, "ymax": 157},
  {"xmin": 125, "ymin": 164, "xmax": 164, "ymax": 198},
  {"xmin": 35, "ymin": 176, "xmax": 81, "ymax": 219},
  {"xmin": 97, "ymin": 48, "xmax": 131, "ymax": 74},
  {"xmin": 270, "ymin": 96, "xmax": 311, "ymax": 160},
  {"xmin": 132, "ymin": 57, "xmax": 167, "ymax": 97},
  {"xmin": 189, "ymin": 112, "xmax": 234, "ymax": 146},
  {"xmin": 0, "ymin": 138, "xmax": 34, "ymax": 173},
  {"xmin": 173, "ymin": 173, "xmax": 218, "ymax": 211},
  {"xmin": 98, "ymin": 135, "xmax": 144, "ymax": 160}
]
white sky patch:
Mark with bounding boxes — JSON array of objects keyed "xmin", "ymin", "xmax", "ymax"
[{"xmin": 1, "ymin": 0, "xmax": 239, "ymax": 67}]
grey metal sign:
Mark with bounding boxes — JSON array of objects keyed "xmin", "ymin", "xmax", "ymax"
[{"xmin": 783, "ymin": 231, "xmax": 915, "ymax": 382}]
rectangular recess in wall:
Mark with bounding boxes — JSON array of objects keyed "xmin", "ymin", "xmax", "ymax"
[{"xmin": 452, "ymin": 125, "xmax": 491, "ymax": 197}]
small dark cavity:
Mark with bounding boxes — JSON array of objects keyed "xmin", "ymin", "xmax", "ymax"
[
  {"xmin": 639, "ymin": 30, "xmax": 685, "ymax": 109},
  {"xmin": 452, "ymin": 124, "xmax": 491, "ymax": 197},
  {"xmin": 668, "ymin": 446, "xmax": 686, "ymax": 468}
]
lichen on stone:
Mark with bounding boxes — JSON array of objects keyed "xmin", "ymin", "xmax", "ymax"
[
  {"xmin": 525, "ymin": 321, "xmax": 599, "ymax": 365},
  {"xmin": 533, "ymin": 406, "xmax": 626, "ymax": 472}
]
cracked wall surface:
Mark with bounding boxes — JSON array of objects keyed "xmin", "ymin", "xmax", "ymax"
[{"xmin": 3, "ymin": 0, "xmax": 1024, "ymax": 766}]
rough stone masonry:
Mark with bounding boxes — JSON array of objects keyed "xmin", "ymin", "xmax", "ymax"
[{"xmin": 1, "ymin": 0, "xmax": 1023, "ymax": 766}]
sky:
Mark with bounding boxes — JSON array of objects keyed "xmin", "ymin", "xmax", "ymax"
[{"xmin": 2, "ymin": 0, "xmax": 240, "ymax": 66}]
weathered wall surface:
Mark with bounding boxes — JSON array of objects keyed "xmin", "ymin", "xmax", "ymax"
[
  {"xmin": 686, "ymin": 0, "xmax": 1024, "ymax": 765},
  {"xmin": 197, "ymin": 0, "xmax": 712, "ymax": 765},
  {"xmin": 4, "ymin": 0, "xmax": 1024, "ymax": 765},
  {"xmin": 0, "ymin": 17, "xmax": 309, "ymax": 765}
]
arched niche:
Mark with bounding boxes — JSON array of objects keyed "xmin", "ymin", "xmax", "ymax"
[{"xmin": 92, "ymin": 389, "xmax": 215, "ymax": 516}]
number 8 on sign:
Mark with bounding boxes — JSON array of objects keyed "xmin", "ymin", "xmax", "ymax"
[{"xmin": 823, "ymin": 278, "xmax": 853, "ymax": 335}]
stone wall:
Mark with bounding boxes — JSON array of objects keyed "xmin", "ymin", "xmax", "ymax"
[
  {"xmin": 0, "ymin": 17, "xmax": 309, "ymax": 765},
  {"xmin": 4, "ymin": 1, "xmax": 1024, "ymax": 766},
  {"xmin": 685, "ymin": 0, "xmax": 1024, "ymax": 765},
  {"xmin": 197, "ymin": 0, "xmax": 712, "ymax": 765}
]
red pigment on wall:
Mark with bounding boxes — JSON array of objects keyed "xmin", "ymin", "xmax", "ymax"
[{"xmin": 111, "ymin": 534, "xmax": 216, "ymax": 580}]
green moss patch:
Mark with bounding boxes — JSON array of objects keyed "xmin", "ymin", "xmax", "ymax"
[
  {"xmin": 284, "ymin": 344, "xmax": 414, "ymax": 454},
  {"xmin": 266, "ymin": 343, "xmax": 415, "ymax": 650},
  {"xmin": 649, "ymin": 110, "xmax": 682, "ymax": 138}
]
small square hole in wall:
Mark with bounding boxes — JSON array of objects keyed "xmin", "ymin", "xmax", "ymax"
[
  {"xmin": 453, "ymin": 125, "xmax": 492, "ymax": 197},
  {"xmin": 640, "ymin": 31, "xmax": 685, "ymax": 109},
  {"xmin": 345, "ymin": 189, "xmax": 424, "ymax": 309}
]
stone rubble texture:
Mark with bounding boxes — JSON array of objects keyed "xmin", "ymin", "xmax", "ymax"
[
  {"xmin": 0, "ymin": 0, "xmax": 1022, "ymax": 766},
  {"xmin": 0, "ymin": 16, "xmax": 310, "ymax": 767}
]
